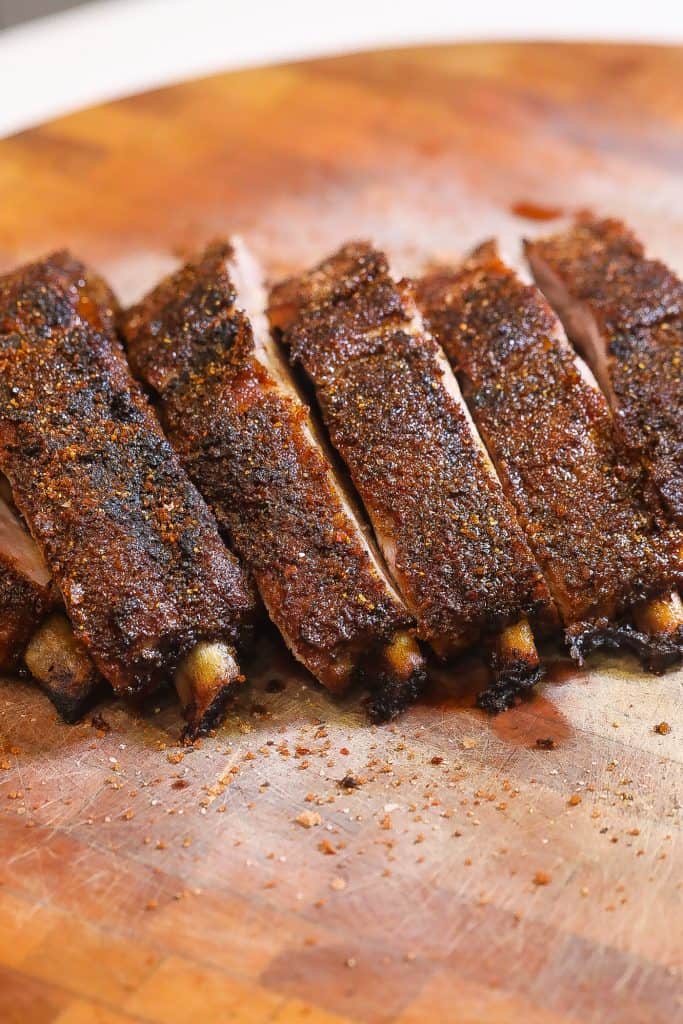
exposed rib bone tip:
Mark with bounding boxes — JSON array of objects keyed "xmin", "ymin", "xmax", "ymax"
[
  {"xmin": 479, "ymin": 618, "xmax": 544, "ymax": 714},
  {"xmin": 368, "ymin": 632, "xmax": 428, "ymax": 723},
  {"xmin": 174, "ymin": 641, "xmax": 244, "ymax": 740},
  {"xmin": 635, "ymin": 592, "xmax": 683, "ymax": 639}
]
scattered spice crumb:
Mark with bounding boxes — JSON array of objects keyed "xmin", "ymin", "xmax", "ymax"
[
  {"xmin": 295, "ymin": 811, "xmax": 322, "ymax": 829},
  {"xmin": 536, "ymin": 737, "xmax": 555, "ymax": 750},
  {"xmin": 462, "ymin": 736, "xmax": 477, "ymax": 750},
  {"xmin": 90, "ymin": 713, "xmax": 111, "ymax": 734},
  {"xmin": 654, "ymin": 722, "xmax": 671, "ymax": 735},
  {"xmin": 533, "ymin": 871, "xmax": 551, "ymax": 886},
  {"xmin": 568, "ymin": 794, "xmax": 582, "ymax": 807}
]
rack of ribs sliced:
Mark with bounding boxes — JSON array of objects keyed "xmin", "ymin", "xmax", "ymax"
[
  {"xmin": 417, "ymin": 241, "xmax": 683, "ymax": 669},
  {"xmin": 0, "ymin": 251, "xmax": 257, "ymax": 737},
  {"xmin": 525, "ymin": 216, "xmax": 683, "ymax": 529},
  {"xmin": 268, "ymin": 242, "xmax": 555, "ymax": 711},
  {"xmin": 122, "ymin": 240, "xmax": 426, "ymax": 721}
]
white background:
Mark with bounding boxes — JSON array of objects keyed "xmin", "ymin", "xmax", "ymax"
[{"xmin": 1, "ymin": 0, "xmax": 682, "ymax": 137}]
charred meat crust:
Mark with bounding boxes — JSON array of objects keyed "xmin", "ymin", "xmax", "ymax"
[
  {"xmin": 477, "ymin": 662, "xmax": 545, "ymax": 714},
  {"xmin": 366, "ymin": 661, "xmax": 428, "ymax": 723},
  {"xmin": 121, "ymin": 241, "xmax": 423, "ymax": 706},
  {"xmin": 416, "ymin": 243, "xmax": 683, "ymax": 634},
  {"xmin": 0, "ymin": 251, "xmax": 256, "ymax": 700},
  {"xmin": 565, "ymin": 620, "xmax": 683, "ymax": 674},
  {"xmin": 525, "ymin": 217, "xmax": 683, "ymax": 526},
  {"xmin": 269, "ymin": 242, "xmax": 552, "ymax": 655}
]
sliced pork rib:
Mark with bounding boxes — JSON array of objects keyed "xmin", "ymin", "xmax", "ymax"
[
  {"xmin": 0, "ymin": 493, "xmax": 101, "ymax": 721},
  {"xmin": 269, "ymin": 242, "xmax": 554, "ymax": 711},
  {"xmin": 0, "ymin": 252, "xmax": 257, "ymax": 737},
  {"xmin": 417, "ymin": 242, "xmax": 683, "ymax": 669},
  {"xmin": 122, "ymin": 240, "xmax": 426, "ymax": 722},
  {"xmin": 525, "ymin": 216, "xmax": 683, "ymax": 527}
]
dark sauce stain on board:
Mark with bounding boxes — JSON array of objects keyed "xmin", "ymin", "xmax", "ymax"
[
  {"xmin": 510, "ymin": 201, "xmax": 565, "ymax": 221},
  {"xmin": 490, "ymin": 693, "xmax": 572, "ymax": 747},
  {"xmin": 424, "ymin": 654, "xmax": 490, "ymax": 711}
]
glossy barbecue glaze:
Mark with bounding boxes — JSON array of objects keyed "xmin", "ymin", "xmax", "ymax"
[
  {"xmin": 269, "ymin": 243, "xmax": 553, "ymax": 679},
  {"xmin": 122, "ymin": 241, "xmax": 425, "ymax": 721},
  {"xmin": 417, "ymin": 242, "xmax": 683, "ymax": 665},
  {"xmin": 525, "ymin": 216, "xmax": 683, "ymax": 527},
  {"xmin": 0, "ymin": 252, "xmax": 256, "ymax": 731}
]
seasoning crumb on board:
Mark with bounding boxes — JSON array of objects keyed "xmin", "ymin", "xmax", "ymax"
[
  {"xmin": 295, "ymin": 811, "xmax": 322, "ymax": 828},
  {"xmin": 536, "ymin": 737, "xmax": 555, "ymax": 750}
]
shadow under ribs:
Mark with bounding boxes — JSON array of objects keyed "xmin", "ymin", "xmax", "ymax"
[
  {"xmin": 0, "ymin": 252, "xmax": 257, "ymax": 738},
  {"xmin": 417, "ymin": 241, "xmax": 683, "ymax": 669},
  {"xmin": 525, "ymin": 215, "xmax": 683, "ymax": 528},
  {"xmin": 269, "ymin": 242, "xmax": 554, "ymax": 711},
  {"xmin": 122, "ymin": 240, "xmax": 426, "ymax": 722}
]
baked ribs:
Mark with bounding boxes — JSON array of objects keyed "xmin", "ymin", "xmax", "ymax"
[
  {"xmin": 268, "ymin": 242, "xmax": 554, "ymax": 711},
  {"xmin": 417, "ymin": 241, "xmax": 683, "ymax": 669},
  {"xmin": 525, "ymin": 216, "xmax": 683, "ymax": 527},
  {"xmin": 122, "ymin": 240, "xmax": 426, "ymax": 722},
  {"xmin": 0, "ymin": 252, "xmax": 257, "ymax": 737}
]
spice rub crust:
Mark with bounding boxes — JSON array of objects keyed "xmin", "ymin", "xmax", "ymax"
[
  {"xmin": 0, "ymin": 252, "xmax": 256, "ymax": 698},
  {"xmin": 270, "ymin": 243, "xmax": 552, "ymax": 654},
  {"xmin": 417, "ymin": 242, "xmax": 682, "ymax": 630},
  {"xmin": 526, "ymin": 217, "xmax": 683, "ymax": 525},
  {"xmin": 122, "ymin": 242, "xmax": 420, "ymax": 702}
]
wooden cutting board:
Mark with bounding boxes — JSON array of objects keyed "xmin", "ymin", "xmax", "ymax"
[{"xmin": 0, "ymin": 42, "xmax": 681, "ymax": 1024}]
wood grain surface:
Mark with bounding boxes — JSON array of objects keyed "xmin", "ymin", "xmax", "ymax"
[{"xmin": 0, "ymin": 42, "xmax": 681, "ymax": 1024}]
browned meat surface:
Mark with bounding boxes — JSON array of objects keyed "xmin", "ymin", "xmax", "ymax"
[
  {"xmin": 122, "ymin": 240, "xmax": 426, "ymax": 722},
  {"xmin": 525, "ymin": 217, "xmax": 683, "ymax": 526},
  {"xmin": 269, "ymin": 243, "xmax": 554, "ymax": 709},
  {"xmin": 0, "ymin": 252, "xmax": 257, "ymax": 737},
  {"xmin": 417, "ymin": 242, "xmax": 683, "ymax": 668}
]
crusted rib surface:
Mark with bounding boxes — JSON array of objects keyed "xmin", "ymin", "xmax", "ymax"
[
  {"xmin": 417, "ymin": 243, "xmax": 682, "ymax": 642},
  {"xmin": 269, "ymin": 243, "xmax": 552, "ymax": 659},
  {"xmin": 525, "ymin": 217, "xmax": 683, "ymax": 526},
  {"xmin": 0, "ymin": 252, "xmax": 256, "ymax": 702},
  {"xmin": 122, "ymin": 241, "xmax": 425, "ymax": 719}
]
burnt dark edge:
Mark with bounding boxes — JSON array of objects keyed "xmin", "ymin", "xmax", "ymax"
[
  {"xmin": 41, "ymin": 677, "xmax": 108, "ymax": 725},
  {"xmin": 367, "ymin": 665, "xmax": 428, "ymax": 723},
  {"xmin": 565, "ymin": 622, "xmax": 683, "ymax": 674},
  {"xmin": 476, "ymin": 663, "xmax": 545, "ymax": 714},
  {"xmin": 180, "ymin": 678, "xmax": 243, "ymax": 744}
]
